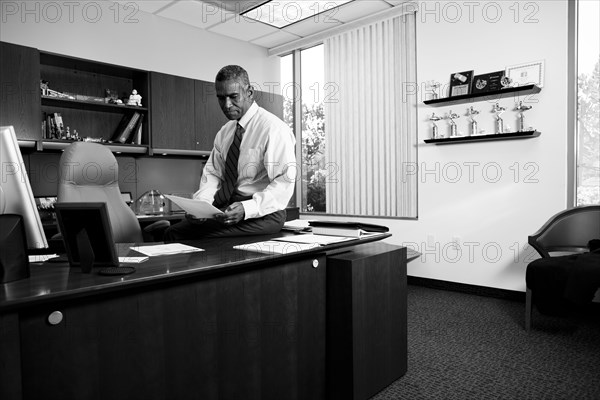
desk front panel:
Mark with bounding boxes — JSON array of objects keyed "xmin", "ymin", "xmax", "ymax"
[{"xmin": 15, "ymin": 254, "xmax": 326, "ymax": 400}]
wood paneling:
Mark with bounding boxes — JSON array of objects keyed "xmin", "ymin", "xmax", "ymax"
[
  {"xmin": 17, "ymin": 256, "xmax": 326, "ymax": 400},
  {"xmin": 150, "ymin": 72, "xmax": 195, "ymax": 150},
  {"xmin": 195, "ymin": 80, "xmax": 227, "ymax": 151},
  {"xmin": 327, "ymin": 242, "xmax": 407, "ymax": 400},
  {"xmin": 0, "ymin": 42, "xmax": 41, "ymax": 139}
]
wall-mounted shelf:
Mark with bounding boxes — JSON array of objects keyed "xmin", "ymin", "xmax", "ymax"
[
  {"xmin": 424, "ymin": 130, "xmax": 540, "ymax": 145},
  {"xmin": 423, "ymin": 84, "xmax": 542, "ymax": 107}
]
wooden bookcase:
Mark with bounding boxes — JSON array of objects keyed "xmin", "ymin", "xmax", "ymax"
[{"xmin": 39, "ymin": 51, "xmax": 149, "ymax": 153}]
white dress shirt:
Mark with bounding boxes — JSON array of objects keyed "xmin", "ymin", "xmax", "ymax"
[{"xmin": 194, "ymin": 101, "xmax": 296, "ymax": 219}]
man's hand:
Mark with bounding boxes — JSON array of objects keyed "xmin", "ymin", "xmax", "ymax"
[
  {"xmin": 185, "ymin": 213, "xmax": 206, "ymax": 225},
  {"xmin": 215, "ymin": 202, "xmax": 245, "ymax": 226}
]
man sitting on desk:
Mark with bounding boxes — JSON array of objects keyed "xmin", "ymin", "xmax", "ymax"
[{"xmin": 164, "ymin": 65, "xmax": 296, "ymax": 241}]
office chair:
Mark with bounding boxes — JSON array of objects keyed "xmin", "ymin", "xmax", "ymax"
[
  {"xmin": 525, "ymin": 205, "xmax": 600, "ymax": 331},
  {"xmin": 57, "ymin": 142, "xmax": 167, "ymax": 243}
]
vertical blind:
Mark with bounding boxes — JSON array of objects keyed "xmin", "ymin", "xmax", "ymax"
[{"xmin": 324, "ymin": 13, "xmax": 417, "ymax": 218}]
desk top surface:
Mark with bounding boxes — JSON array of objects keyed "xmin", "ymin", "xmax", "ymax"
[{"xmin": 1, "ymin": 232, "xmax": 392, "ymax": 312}]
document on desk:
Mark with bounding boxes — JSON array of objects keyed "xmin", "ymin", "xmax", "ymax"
[
  {"xmin": 273, "ymin": 234, "xmax": 355, "ymax": 245},
  {"xmin": 234, "ymin": 240, "xmax": 319, "ymax": 254},
  {"xmin": 164, "ymin": 195, "xmax": 223, "ymax": 218},
  {"xmin": 131, "ymin": 243, "xmax": 204, "ymax": 257}
]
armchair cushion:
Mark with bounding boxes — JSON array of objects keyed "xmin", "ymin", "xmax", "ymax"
[{"xmin": 526, "ymin": 244, "xmax": 600, "ymax": 315}]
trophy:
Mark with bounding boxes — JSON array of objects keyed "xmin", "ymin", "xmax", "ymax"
[
  {"xmin": 447, "ymin": 110, "xmax": 460, "ymax": 137},
  {"xmin": 426, "ymin": 80, "xmax": 441, "ymax": 100},
  {"xmin": 514, "ymin": 101, "xmax": 533, "ymax": 132},
  {"xmin": 492, "ymin": 102, "xmax": 506, "ymax": 134},
  {"xmin": 429, "ymin": 112, "xmax": 442, "ymax": 138},
  {"xmin": 466, "ymin": 106, "xmax": 480, "ymax": 136}
]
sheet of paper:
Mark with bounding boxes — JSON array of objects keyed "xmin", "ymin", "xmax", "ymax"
[
  {"xmin": 119, "ymin": 256, "xmax": 149, "ymax": 263},
  {"xmin": 273, "ymin": 234, "xmax": 355, "ymax": 245},
  {"xmin": 28, "ymin": 254, "xmax": 59, "ymax": 263},
  {"xmin": 131, "ymin": 243, "xmax": 204, "ymax": 257},
  {"xmin": 234, "ymin": 240, "xmax": 319, "ymax": 254},
  {"xmin": 164, "ymin": 195, "xmax": 223, "ymax": 219},
  {"xmin": 282, "ymin": 219, "xmax": 312, "ymax": 232}
]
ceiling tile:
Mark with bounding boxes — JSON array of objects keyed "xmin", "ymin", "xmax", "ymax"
[
  {"xmin": 214, "ymin": 0, "xmax": 268, "ymax": 13},
  {"xmin": 281, "ymin": 16, "xmax": 343, "ymax": 37},
  {"xmin": 383, "ymin": 0, "xmax": 409, "ymax": 6},
  {"xmin": 333, "ymin": 0, "xmax": 392, "ymax": 23},
  {"xmin": 156, "ymin": 0, "xmax": 227, "ymax": 29},
  {"xmin": 208, "ymin": 16, "xmax": 280, "ymax": 41},
  {"xmin": 111, "ymin": 0, "xmax": 175, "ymax": 15},
  {"xmin": 250, "ymin": 30, "xmax": 302, "ymax": 49}
]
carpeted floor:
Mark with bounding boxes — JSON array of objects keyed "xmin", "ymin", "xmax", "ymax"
[{"xmin": 372, "ymin": 285, "xmax": 600, "ymax": 400}]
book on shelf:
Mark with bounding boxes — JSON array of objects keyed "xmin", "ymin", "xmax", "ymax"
[
  {"xmin": 53, "ymin": 113, "xmax": 65, "ymax": 137},
  {"xmin": 112, "ymin": 112, "xmax": 140, "ymax": 143},
  {"xmin": 308, "ymin": 221, "xmax": 389, "ymax": 238}
]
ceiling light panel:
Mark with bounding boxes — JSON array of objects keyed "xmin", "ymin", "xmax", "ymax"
[{"xmin": 242, "ymin": 0, "xmax": 353, "ymax": 28}]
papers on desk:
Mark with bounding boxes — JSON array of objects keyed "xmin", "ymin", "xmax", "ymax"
[
  {"xmin": 282, "ymin": 219, "xmax": 311, "ymax": 232},
  {"xmin": 234, "ymin": 240, "xmax": 319, "ymax": 254},
  {"xmin": 274, "ymin": 234, "xmax": 355, "ymax": 245},
  {"xmin": 29, "ymin": 254, "xmax": 59, "ymax": 263},
  {"xmin": 131, "ymin": 243, "xmax": 204, "ymax": 257},
  {"xmin": 164, "ymin": 195, "xmax": 223, "ymax": 219},
  {"xmin": 119, "ymin": 256, "xmax": 149, "ymax": 264},
  {"xmin": 235, "ymin": 234, "xmax": 356, "ymax": 255}
]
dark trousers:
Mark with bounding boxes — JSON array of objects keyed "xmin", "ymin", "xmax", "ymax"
[{"xmin": 164, "ymin": 209, "xmax": 286, "ymax": 242}]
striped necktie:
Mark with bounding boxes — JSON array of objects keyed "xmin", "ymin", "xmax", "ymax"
[{"xmin": 213, "ymin": 123, "xmax": 244, "ymax": 208}]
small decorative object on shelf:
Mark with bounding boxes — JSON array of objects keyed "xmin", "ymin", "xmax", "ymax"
[
  {"xmin": 514, "ymin": 101, "xmax": 533, "ymax": 132},
  {"xmin": 447, "ymin": 110, "xmax": 460, "ymax": 137},
  {"xmin": 466, "ymin": 106, "xmax": 480, "ymax": 136},
  {"xmin": 426, "ymin": 80, "xmax": 441, "ymax": 100},
  {"xmin": 127, "ymin": 89, "xmax": 142, "ymax": 106},
  {"xmin": 429, "ymin": 112, "xmax": 442, "ymax": 138},
  {"xmin": 492, "ymin": 102, "xmax": 506, "ymax": 134},
  {"xmin": 500, "ymin": 75, "xmax": 513, "ymax": 89}
]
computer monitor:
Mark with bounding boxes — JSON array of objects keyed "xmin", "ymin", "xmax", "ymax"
[
  {"xmin": 54, "ymin": 202, "xmax": 119, "ymax": 272},
  {"xmin": 0, "ymin": 126, "xmax": 49, "ymax": 251}
]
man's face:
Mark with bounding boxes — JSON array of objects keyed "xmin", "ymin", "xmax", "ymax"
[{"xmin": 216, "ymin": 79, "xmax": 254, "ymax": 120}]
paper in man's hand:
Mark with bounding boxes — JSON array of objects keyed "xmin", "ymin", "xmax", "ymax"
[{"xmin": 165, "ymin": 195, "xmax": 224, "ymax": 219}]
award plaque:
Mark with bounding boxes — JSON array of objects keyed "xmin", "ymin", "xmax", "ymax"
[
  {"xmin": 449, "ymin": 70, "xmax": 474, "ymax": 97},
  {"xmin": 471, "ymin": 70, "xmax": 505, "ymax": 94}
]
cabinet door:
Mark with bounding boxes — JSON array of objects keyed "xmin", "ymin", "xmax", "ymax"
[
  {"xmin": 150, "ymin": 72, "xmax": 195, "ymax": 150},
  {"xmin": 255, "ymin": 90, "xmax": 285, "ymax": 120},
  {"xmin": 0, "ymin": 42, "xmax": 41, "ymax": 140},
  {"xmin": 194, "ymin": 80, "xmax": 227, "ymax": 151}
]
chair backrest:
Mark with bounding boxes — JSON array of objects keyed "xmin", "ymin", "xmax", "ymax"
[
  {"xmin": 528, "ymin": 205, "xmax": 600, "ymax": 258},
  {"xmin": 57, "ymin": 142, "xmax": 143, "ymax": 243}
]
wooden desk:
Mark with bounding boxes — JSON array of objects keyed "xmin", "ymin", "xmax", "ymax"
[{"xmin": 0, "ymin": 233, "xmax": 404, "ymax": 400}]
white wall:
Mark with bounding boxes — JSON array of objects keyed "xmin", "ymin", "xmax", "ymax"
[
  {"xmin": 309, "ymin": 0, "xmax": 569, "ymax": 292},
  {"xmin": 385, "ymin": 0, "xmax": 568, "ymax": 291},
  {"xmin": 0, "ymin": 0, "xmax": 279, "ymax": 85},
  {"xmin": 1, "ymin": 0, "xmax": 570, "ymax": 292}
]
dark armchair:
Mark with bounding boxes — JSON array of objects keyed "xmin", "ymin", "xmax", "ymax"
[{"xmin": 525, "ymin": 205, "xmax": 600, "ymax": 331}]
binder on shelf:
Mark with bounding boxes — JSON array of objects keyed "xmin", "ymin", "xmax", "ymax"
[
  {"xmin": 130, "ymin": 114, "xmax": 144, "ymax": 144},
  {"xmin": 308, "ymin": 221, "xmax": 389, "ymax": 238},
  {"xmin": 112, "ymin": 112, "xmax": 140, "ymax": 143}
]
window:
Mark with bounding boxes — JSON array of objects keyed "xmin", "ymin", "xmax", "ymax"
[
  {"xmin": 575, "ymin": 0, "xmax": 600, "ymax": 205},
  {"xmin": 280, "ymin": 13, "xmax": 417, "ymax": 218},
  {"xmin": 300, "ymin": 45, "xmax": 326, "ymax": 212}
]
